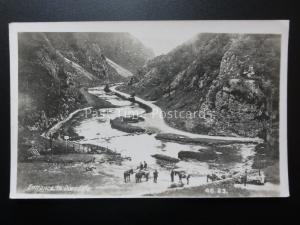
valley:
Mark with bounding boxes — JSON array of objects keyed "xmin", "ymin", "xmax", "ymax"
[{"xmin": 16, "ymin": 32, "xmax": 281, "ymax": 197}]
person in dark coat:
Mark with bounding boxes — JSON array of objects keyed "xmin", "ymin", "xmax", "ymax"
[
  {"xmin": 178, "ymin": 173, "xmax": 183, "ymax": 183},
  {"xmin": 186, "ymin": 174, "xmax": 191, "ymax": 185},
  {"xmin": 244, "ymin": 169, "xmax": 248, "ymax": 186},
  {"xmin": 139, "ymin": 162, "xmax": 143, "ymax": 170},
  {"xmin": 153, "ymin": 170, "xmax": 158, "ymax": 183},
  {"xmin": 143, "ymin": 161, "xmax": 147, "ymax": 169},
  {"xmin": 170, "ymin": 170, "xmax": 175, "ymax": 182}
]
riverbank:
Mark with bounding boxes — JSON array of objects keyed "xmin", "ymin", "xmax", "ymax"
[
  {"xmin": 19, "ymin": 85, "xmax": 123, "ymax": 161},
  {"xmin": 155, "ymin": 133, "xmax": 259, "ymax": 145},
  {"xmin": 113, "ymin": 85, "xmax": 280, "ymax": 191},
  {"xmin": 113, "ymin": 85, "xmax": 262, "ymax": 143},
  {"xmin": 146, "ymin": 178, "xmax": 280, "ymax": 197},
  {"xmin": 146, "ymin": 152, "xmax": 280, "ymax": 197},
  {"xmin": 18, "ymin": 84, "xmax": 280, "ymax": 197},
  {"xmin": 44, "ymin": 86, "xmax": 119, "ymax": 139}
]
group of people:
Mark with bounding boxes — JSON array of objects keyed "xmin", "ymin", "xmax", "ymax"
[
  {"xmin": 170, "ymin": 169, "xmax": 191, "ymax": 185},
  {"xmin": 138, "ymin": 161, "xmax": 159, "ymax": 183},
  {"xmin": 139, "ymin": 161, "xmax": 147, "ymax": 170},
  {"xmin": 124, "ymin": 161, "xmax": 159, "ymax": 183},
  {"xmin": 124, "ymin": 162, "xmax": 191, "ymax": 185}
]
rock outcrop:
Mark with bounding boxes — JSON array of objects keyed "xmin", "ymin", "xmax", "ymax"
[
  {"xmin": 151, "ymin": 154, "xmax": 180, "ymax": 163},
  {"xmin": 110, "ymin": 117, "xmax": 145, "ymax": 133},
  {"xmin": 123, "ymin": 33, "xmax": 280, "ymax": 149},
  {"xmin": 178, "ymin": 151, "xmax": 217, "ymax": 161}
]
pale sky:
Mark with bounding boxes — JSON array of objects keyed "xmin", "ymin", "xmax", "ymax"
[
  {"xmin": 127, "ymin": 22, "xmax": 202, "ymax": 56},
  {"xmin": 130, "ymin": 31, "xmax": 197, "ymax": 56},
  {"xmin": 130, "ymin": 30, "xmax": 198, "ymax": 56}
]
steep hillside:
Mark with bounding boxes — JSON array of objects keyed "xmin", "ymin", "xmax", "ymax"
[
  {"xmin": 45, "ymin": 32, "xmax": 154, "ymax": 74},
  {"xmin": 121, "ymin": 33, "xmax": 280, "ymax": 150},
  {"xmin": 18, "ymin": 32, "xmax": 122, "ymax": 133},
  {"xmin": 42, "ymin": 33, "xmax": 126, "ymax": 83},
  {"xmin": 106, "ymin": 58, "xmax": 133, "ymax": 78}
]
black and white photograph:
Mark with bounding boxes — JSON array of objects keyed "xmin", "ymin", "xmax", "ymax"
[{"xmin": 9, "ymin": 21, "xmax": 289, "ymax": 198}]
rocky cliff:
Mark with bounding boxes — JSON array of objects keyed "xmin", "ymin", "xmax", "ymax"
[{"xmin": 122, "ymin": 33, "xmax": 280, "ymax": 149}]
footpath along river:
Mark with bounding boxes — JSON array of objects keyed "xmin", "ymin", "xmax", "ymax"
[{"xmin": 63, "ymin": 85, "xmax": 261, "ymax": 196}]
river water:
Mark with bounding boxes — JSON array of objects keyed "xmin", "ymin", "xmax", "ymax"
[{"xmin": 65, "ymin": 86, "xmax": 259, "ymax": 196}]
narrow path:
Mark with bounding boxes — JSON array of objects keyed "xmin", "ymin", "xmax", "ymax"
[
  {"xmin": 110, "ymin": 85, "xmax": 263, "ymax": 143},
  {"xmin": 42, "ymin": 107, "xmax": 91, "ymax": 138}
]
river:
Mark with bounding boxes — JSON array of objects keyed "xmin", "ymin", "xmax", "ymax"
[{"xmin": 65, "ymin": 85, "xmax": 259, "ymax": 196}]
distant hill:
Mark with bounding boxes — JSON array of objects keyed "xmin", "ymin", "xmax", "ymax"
[{"xmin": 45, "ymin": 32, "xmax": 154, "ymax": 74}]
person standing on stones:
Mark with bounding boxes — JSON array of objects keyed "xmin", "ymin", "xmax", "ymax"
[
  {"xmin": 170, "ymin": 170, "xmax": 175, "ymax": 182},
  {"xmin": 153, "ymin": 170, "xmax": 158, "ymax": 183},
  {"xmin": 143, "ymin": 161, "xmax": 147, "ymax": 170}
]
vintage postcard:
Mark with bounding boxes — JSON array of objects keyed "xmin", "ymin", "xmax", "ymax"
[{"xmin": 10, "ymin": 21, "xmax": 289, "ymax": 198}]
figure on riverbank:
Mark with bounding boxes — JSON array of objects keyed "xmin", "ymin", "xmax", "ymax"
[
  {"xmin": 135, "ymin": 170, "xmax": 149, "ymax": 183},
  {"xmin": 124, "ymin": 169, "xmax": 134, "ymax": 183},
  {"xmin": 135, "ymin": 171, "xmax": 142, "ymax": 183},
  {"xmin": 144, "ymin": 171, "xmax": 150, "ymax": 181},
  {"xmin": 139, "ymin": 162, "xmax": 143, "ymax": 170},
  {"xmin": 186, "ymin": 174, "xmax": 191, "ymax": 185},
  {"xmin": 153, "ymin": 170, "xmax": 158, "ymax": 183},
  {"xmin": 143, "ymin": 161, "xmax": 147, "ymax": 169},
  {"xmin": 244, "ymin": 169, "xmax": 248, "ymax": 186},
  {"xmin": 170, "ymin": 170, "xmax": 175, "ymax": 182},
  {"xmin": 178, "ymin": 173, "xmax": 183, "ymax": 184}
]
